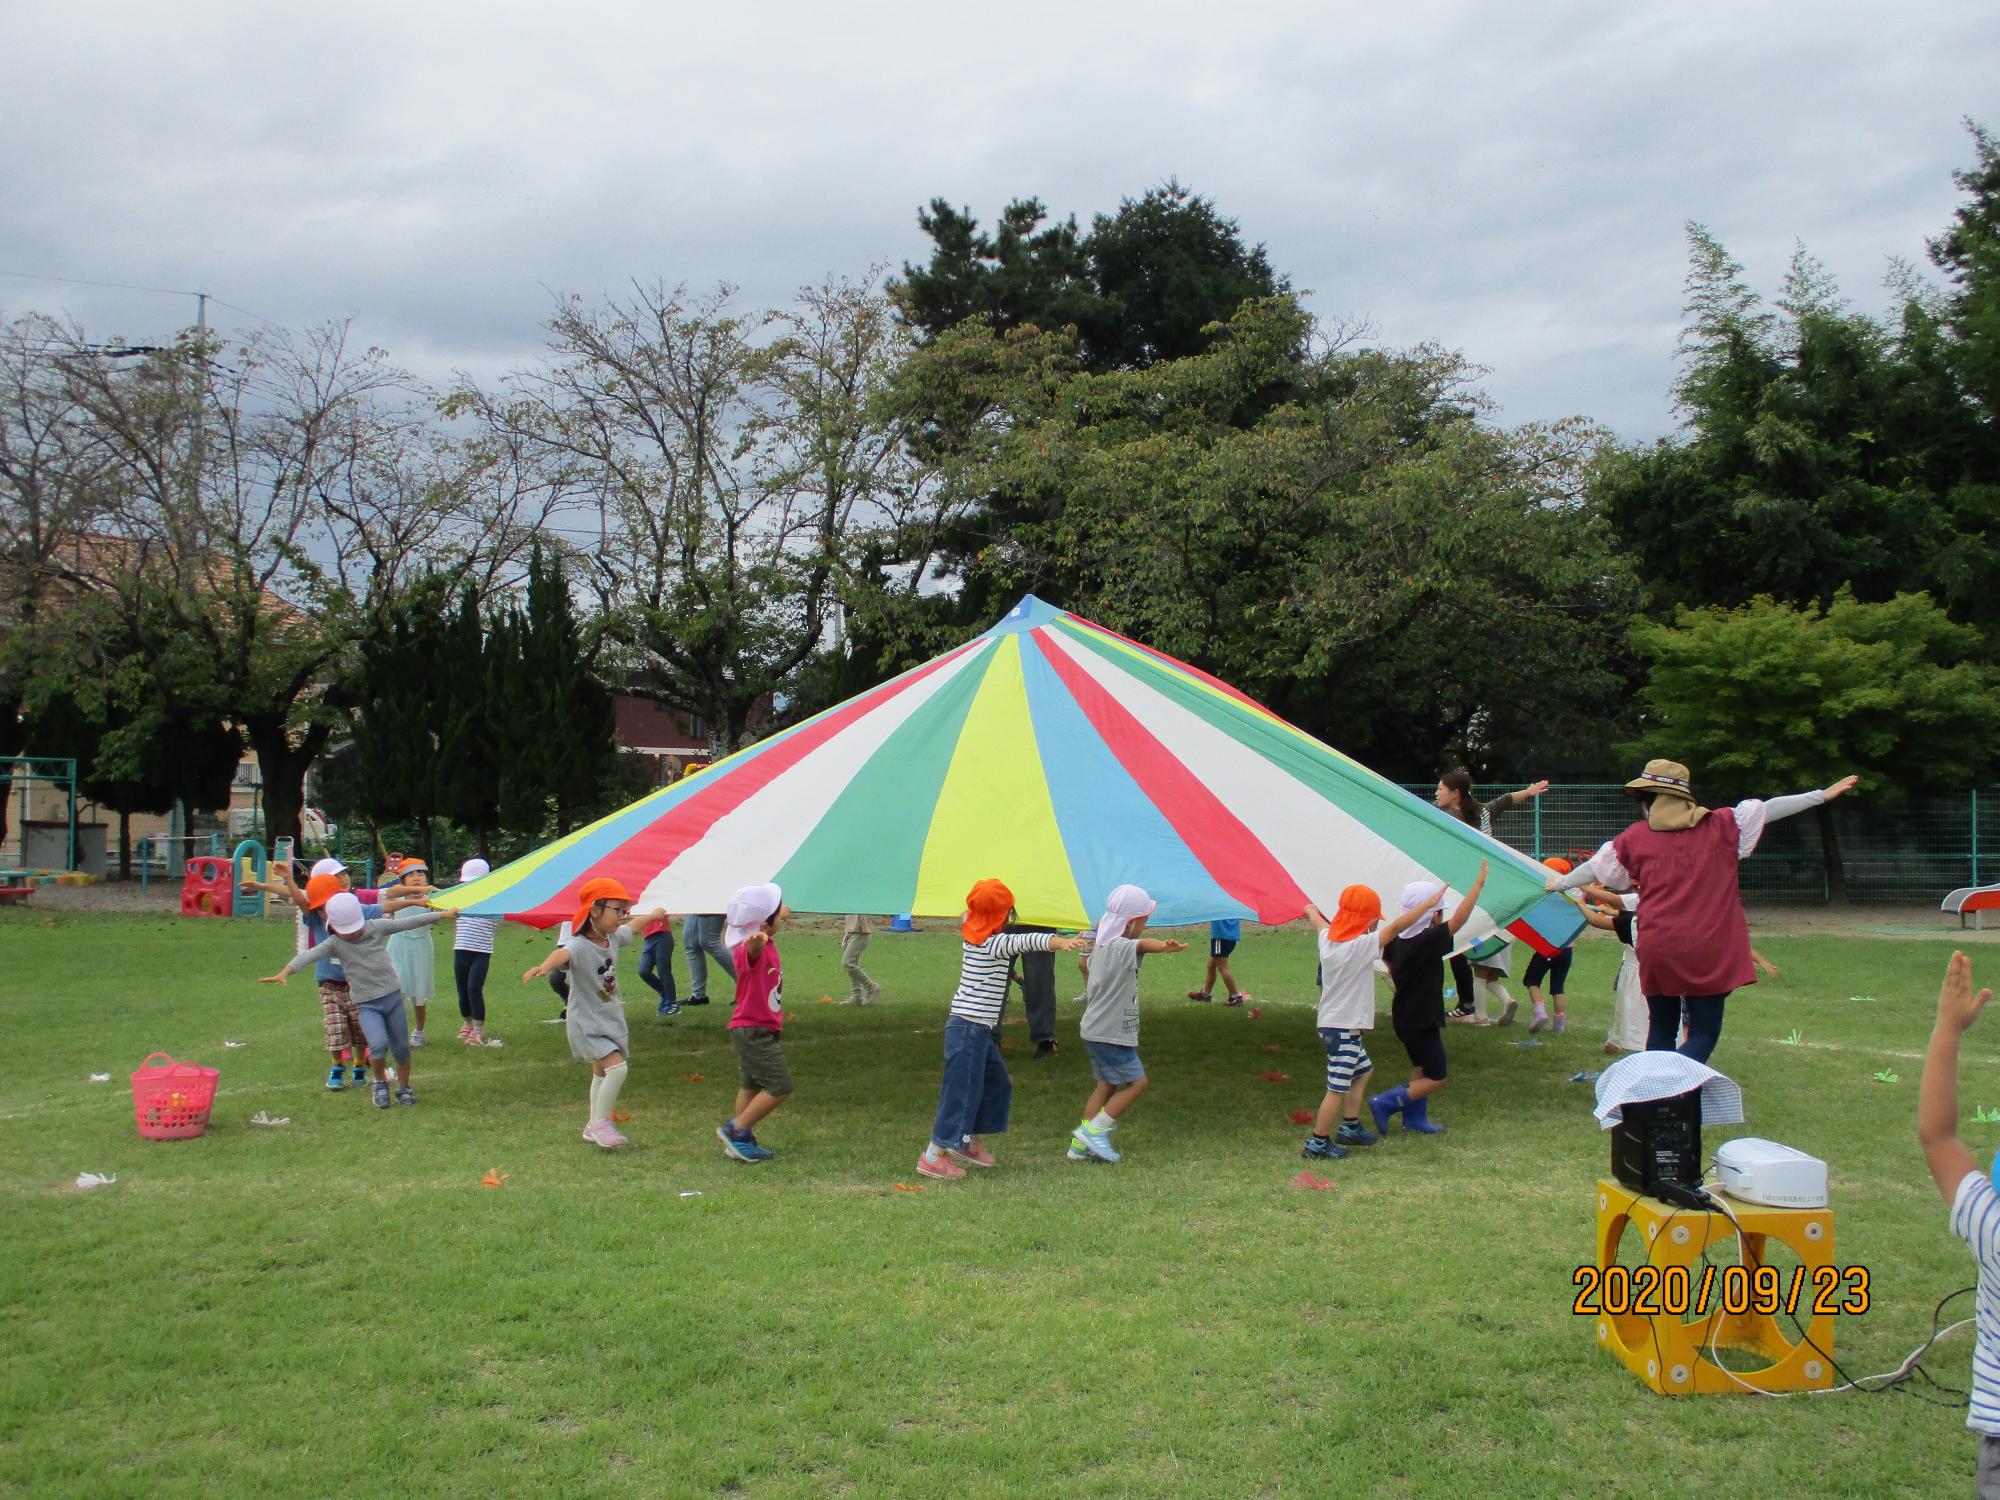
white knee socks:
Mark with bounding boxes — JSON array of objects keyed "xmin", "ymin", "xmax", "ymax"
[{"xmin": 594, "ymin": 1061, "xmax": 627, "ymax": 1125}]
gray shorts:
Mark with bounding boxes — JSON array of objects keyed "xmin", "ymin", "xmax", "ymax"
[
  {"xmin": 730, "ymin": 1026, "xmax": 794, "ymax": 1097},
  {"xmin": 1084, "ymin": 1039, "xmax": 1145, "ymax": 1086},
  {"xmin": 1980, "ymin": 1434, "xmax": 2000, "ymax": 1500}
]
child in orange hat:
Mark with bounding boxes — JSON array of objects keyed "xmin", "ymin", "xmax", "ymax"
[
  {"xmin": 245, "ymin": 859, "xmax": 419, "ymax": 1089},
  {"xmin": 1298, "ymin": 883, "xmax": 1446, "ymax": 1159},
  {"xmin": 522, "ymin": 877, "xmax": 668, "ymax": 1150},
  {"xmin": 918, "ymin": 879, "xmax": 1085, "ymax": 1180}
]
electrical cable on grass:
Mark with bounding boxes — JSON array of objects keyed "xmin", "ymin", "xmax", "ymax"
[{"xmin": 1692, "ymin": 1191, "xmax": 1974, "ymax": 1403}]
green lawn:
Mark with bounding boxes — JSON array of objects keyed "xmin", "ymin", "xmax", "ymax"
[{"xmin": 0, "ymin": 909, "xmax": 1988, "ymax": 1497}]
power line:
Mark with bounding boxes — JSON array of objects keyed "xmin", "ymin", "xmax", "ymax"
[{"xmin": 0, "ymin": 269, "xmax": 202, "ymax": 299}]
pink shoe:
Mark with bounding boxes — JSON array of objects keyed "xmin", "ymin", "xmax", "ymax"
[
  {"xmin": 947, "ymin": 1141, "xmax": 997, "ymax": 1168},
  {"xmin": 584, "ymin": 1121, "xmax": 628, "ymax": 1150},
  {"xmin": 916, "ymin": 1150, "xmax": 966, "ymax": 1180}
]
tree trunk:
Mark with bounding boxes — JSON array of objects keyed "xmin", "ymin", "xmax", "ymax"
[
  {"xmin": 1817, "ymin": 802, "xmax": 1848, "ymax": 905},
  {"xmin": 118, "ymin": 808, "xmax": 131, "ymax": 881},
  {"xmin": 244, "ymin": 718, "xmax": 334, "ymax": 855}
]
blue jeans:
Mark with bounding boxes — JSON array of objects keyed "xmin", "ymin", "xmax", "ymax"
[
  {"xmin": 638, "ymin": 929, "xmax": 677, "ymax": 1006},
  {"xmin": 683, "ymin": 915, "xmax": 736, "ymax": 999},
  {"xmin": 1646, "ymin": 993, "xmax": 1729, "ymax": 1062},
  {"xmin": 356, "ymin": 989, "xmax": 411, "ymax": 1067},
  {"xmin": 931, "ymin": 1015, "xmax": 1012, "ymax": 1149}
]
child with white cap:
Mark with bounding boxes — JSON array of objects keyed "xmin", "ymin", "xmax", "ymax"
[
  {"xmin": 451, "ymin": 857, "xmax": 502, "ymax": 1047},
  {"xmin": 1068, "ymin": 884, "xmax": 1187, "ymax": 1164},
  {"xmin": 717, "ymin": 883, "xmax": 792, "ymax": 1163},
  {"xmin": 243, "ymin": 855, "xmax": 418, "ymax": 1089},
  {"xmin": 262, "ymin": 892, "xmax": 452, "ymax": 1107},
  {"xmin": 1370, "ymin": 861, "xmax": 1487, "ymax": 1138}
]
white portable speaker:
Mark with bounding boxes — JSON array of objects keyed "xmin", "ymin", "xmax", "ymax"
[{"xmin": 1714, "ymin": 1137, "xmax": 1828, "ymax": 1209}]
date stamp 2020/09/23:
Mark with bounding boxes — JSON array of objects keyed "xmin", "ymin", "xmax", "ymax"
[{"xmin": 1572, "ymin": 1263, "xmax": 1871, "ymax": 1319}]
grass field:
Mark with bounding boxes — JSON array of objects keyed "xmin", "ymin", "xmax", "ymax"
[{"xmin": 0, "ymin": 908, "xmax": 1990, "ymax": 1497}]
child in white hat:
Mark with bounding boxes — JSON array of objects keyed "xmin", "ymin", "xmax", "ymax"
[
  {"xmin": 717, "ymin": 883, "xmax": 792, "ymax": 1164},
  {"xmin": 1068, "ymin": 884, "xmax": 1187, "ymax": 1164},
  {"xmin": 452, "ymin": 858, "xmax": 502, "ymax": 1047}
]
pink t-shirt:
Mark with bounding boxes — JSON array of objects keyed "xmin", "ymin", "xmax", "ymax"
[
  {"xmin": 729, "ymin": 938, "xmax": 783, "ymax": 1032},
  {"xmin": 642, "ymin": 916, "xmax": 672, "ymax": 938}
]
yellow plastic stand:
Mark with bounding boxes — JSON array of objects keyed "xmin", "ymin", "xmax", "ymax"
[{"xmin": 1593, "ymin": 1178, "xmax": 1837, "ymax": 1394}]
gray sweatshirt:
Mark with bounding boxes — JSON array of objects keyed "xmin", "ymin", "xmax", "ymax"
[{"xmin": 287, "ymin": 909, "xmax": 449, "ymax": 1002}]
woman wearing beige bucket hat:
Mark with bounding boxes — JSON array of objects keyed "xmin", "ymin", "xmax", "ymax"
[{"xmin": 1546, "ymin": 760, "xmax": 1858, "ymax": 1062}]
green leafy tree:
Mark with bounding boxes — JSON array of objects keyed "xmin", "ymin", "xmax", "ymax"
[
  {"xmin": 896, "ymin": 180, "xmax": 1288, "ymax": 374},
  {"xmin": 875, "ymin": 297, "xmax": 1634, "ymax": 778},
  {"xmin": 18, "ymin": 596, "xmax": 242, "ymax": 875},
  {"xmin": 894, "ymin": 198, "xmax": 1102, "ymax": 351},
  {"xmin": 433, "ymin": 586, "xmax": 507, "ymax": 857},
  {"xmin": 1631, "ymin": 589, "xmax": 2000, "ymax": 898},
  {"xmin": 1930, "ymin": 119, "xmax": 2000, "ymax": 426},
  {"xmin": 1600, "ymin": 130, "xmax": 2000, "ymax": 635},
  {"xmin": 493, "ymin": 545, "xmax": 616, "ymax": 839},
  {"xmin": 347, "ymin": 575, "xmax": 454, "ymax": 862},
  {"xmin": 454, "ymin": 276, "xmax": 948, "ymax": 755}
]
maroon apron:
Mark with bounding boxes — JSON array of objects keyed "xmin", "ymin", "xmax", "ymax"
[{"xmin": 1612, "ymin": 810, "xmax": 1755, "ymax": 997}]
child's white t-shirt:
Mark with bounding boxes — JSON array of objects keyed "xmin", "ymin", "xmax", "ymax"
[
  {"xmin": 1315, "ymin": 930, "xmax": 1379, "ymax": 1030},
  {"xmin": 1952, "ymin": 1171, "xmax": 2000, "ymax": 1434}
]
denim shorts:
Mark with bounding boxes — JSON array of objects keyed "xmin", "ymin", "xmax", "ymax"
[{"xmin": 1084, "ymin": 1039, "xmax": 1146, "ymax": 1085}]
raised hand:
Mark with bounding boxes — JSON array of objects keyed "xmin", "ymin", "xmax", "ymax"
[
  {"xmin": 1939, "ymin": 950, "xmax": 1992, "ymax": 1036},
  {"xmin": 1823, "ymin": 774, "xmax": 1860, "ymax": 801}
]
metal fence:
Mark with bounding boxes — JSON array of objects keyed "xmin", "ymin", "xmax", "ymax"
[{"xmin": 1401, "ymin": 783, "xmax": 2000, "ymax": 905}]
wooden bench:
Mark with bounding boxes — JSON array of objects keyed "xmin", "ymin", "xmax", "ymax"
[{"xmin": 1943, "ymin": 885, "xmax": 2000, "ymax": 929}]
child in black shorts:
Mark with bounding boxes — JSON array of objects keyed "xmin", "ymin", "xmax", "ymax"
[{"xmin": 1373, "ymin": 861, "xmax": 1487, "ymax": 1137}]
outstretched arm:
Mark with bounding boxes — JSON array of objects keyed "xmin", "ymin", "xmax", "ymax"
[
  {"xmin": 1551, "ymin": 841, "xmax": 1628, "ymax": 893},
  {"xmin": 1921, "ymin": 950, "xmax": 1989, "ymax": 1204},
  {"xmin": 1445, "ymin": 861, "xmax": 1490, "ymax": 936},
  {"xmin": 523, "ymin": 946, "xmax": 574, "ymax": 983},
  {"xmin": 1136, "ymin": 938, "xmax": 1188, "ymax": 955}
]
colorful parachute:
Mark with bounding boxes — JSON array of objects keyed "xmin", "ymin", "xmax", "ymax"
[{"xmin": 439, "ymin": 596, "xmax": 1581, "ymax": 952}]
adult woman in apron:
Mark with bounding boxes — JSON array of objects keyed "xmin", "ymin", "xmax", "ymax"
[{"xmin": 1434, "ymin": 771, "xmax": 1548, "ymax": 1024}]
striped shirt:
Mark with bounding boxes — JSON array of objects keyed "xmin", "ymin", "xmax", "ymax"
[
  {"xmin": 952, "ymin": 932, "xmax": 1056, "ymax": 1026},
  {"xmin": 454, "ymin": 915, "xmax": 499, "ymax": 954},
  {"xmin": 1952, "ymin": 1172, "xmax": 2000, "ymax": 1434}
]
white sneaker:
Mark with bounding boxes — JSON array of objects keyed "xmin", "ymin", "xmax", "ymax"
[{"xmin": 410, "ymin": 1030, "xmax": 427, "ymax": 1048}]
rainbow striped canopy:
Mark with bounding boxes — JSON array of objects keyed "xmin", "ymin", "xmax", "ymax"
[{"xmin": 441, "ymin": 596, "xmax": 1581, "ymax": 950}]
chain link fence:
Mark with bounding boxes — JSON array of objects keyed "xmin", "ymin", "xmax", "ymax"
[{"xmin": 1400, "ymin": 783, "xmax": 2000, "ymax": 905}]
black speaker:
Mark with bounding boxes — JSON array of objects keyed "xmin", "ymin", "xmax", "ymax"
[{"xmin": 1610, "ymin": 1087, "xmax": 1703, "ymax": 1197}]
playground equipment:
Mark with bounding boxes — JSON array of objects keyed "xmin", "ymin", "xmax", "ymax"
[
  {"xmin": 0, "ymin": 757, "xmax": 78, "ymax": 872},
  {"xmin": 180, "ymin": 856, "xmax": 234, "ymax": 918},
  {"xmin": 1943, "ymin": 883, "xmax": 2000, "ymax": 929},
  {"xmin": 232, "ymin": 839, "xmax": 269, "ymax": 918},
  {"xmin": 138, "ymin": 833, "xmax": 223, "ymax": 893}
]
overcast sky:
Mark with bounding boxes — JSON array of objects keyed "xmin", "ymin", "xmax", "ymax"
[{"xmin": 3, "ymin": 0, "xmax": 1994, "ymax": 441}]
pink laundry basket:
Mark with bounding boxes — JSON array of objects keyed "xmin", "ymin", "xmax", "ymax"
[{"xmin": 130, "ymin": 1052, "xmax": 219, "ymax": 1140}]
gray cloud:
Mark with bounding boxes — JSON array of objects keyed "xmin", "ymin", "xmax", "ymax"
[{"xmin": 3, "ymin": 0, "xmax": 1995, "ymax": 438}]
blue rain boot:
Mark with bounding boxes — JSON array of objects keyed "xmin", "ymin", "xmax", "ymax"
[
  {"xmin": 1368, "ymin": 1084, "xmax": 1408, "ymax": 1137},
  {"xmin": 1401, "ymin": 1095, "xmax": 1446, "ymax": 1134}
]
